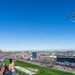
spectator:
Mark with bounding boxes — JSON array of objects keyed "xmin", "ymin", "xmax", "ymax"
[
  {"xmin": 9, "ymin": 59, "xmax": 16, "ymax": 75},
  {"xmin": 0, "ymin": 59, "xmax": 16, "ymax": 75},
  {"xmin": 0, "ymin": 61, "xmax": 5, "ymax": 75}
]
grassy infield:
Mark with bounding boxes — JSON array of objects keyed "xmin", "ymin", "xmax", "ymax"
[{"xmin": 4, "ymin": 58, "xmax": 75, "ymax": 75}]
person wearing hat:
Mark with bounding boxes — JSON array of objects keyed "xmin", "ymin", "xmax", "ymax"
[
  {"xmin": 0, "ymin": 61, "xmax": 5, "ymax": 75},
  {"xmin": 0, "ymin": 59, "xmax": 16, "ymax": 75}
]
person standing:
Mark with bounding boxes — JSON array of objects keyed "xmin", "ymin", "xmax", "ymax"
[
  {"xmin": 0, "ymin": 61, "xmax": 5, "ymax": 75},
  {"xmin": 9, "ymin": 59, "xmax": 16, "ymax": 75}
]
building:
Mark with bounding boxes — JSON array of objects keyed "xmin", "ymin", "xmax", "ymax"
[
  {"xmin": 32, "ymin": 52, "xmax": 37, "ymax": 59},
  {"xmin": 57, "ymin": 55, "xmax": 75, "ymax": 63}
]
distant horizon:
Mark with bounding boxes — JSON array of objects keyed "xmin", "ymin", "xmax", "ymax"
[{"xmin": 1, "ymin": 49, "xmax": 75, "ymax": 52}]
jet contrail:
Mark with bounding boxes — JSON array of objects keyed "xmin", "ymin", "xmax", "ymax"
[{"xmin": 70, "ymin": 19, "xmax": 75, "ymax": 23}]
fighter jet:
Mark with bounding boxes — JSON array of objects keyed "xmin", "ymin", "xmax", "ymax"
[{"xmin": 66, "ymin": 12, "xmax": 72, "ymax": 20}]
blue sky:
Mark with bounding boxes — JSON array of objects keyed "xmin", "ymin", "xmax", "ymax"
[{"xmin": 0, "ymin": 0, "xmax": 75, "ymax": 51}]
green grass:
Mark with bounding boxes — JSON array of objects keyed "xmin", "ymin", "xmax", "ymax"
[{"xmin": 4, "ymin": 58, "xmax": 75, "ymax": 75}]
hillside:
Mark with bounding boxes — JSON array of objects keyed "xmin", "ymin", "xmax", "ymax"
[{"xmin": 4, "ymin": 58, "xmax": 75, "ymax": 75}]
